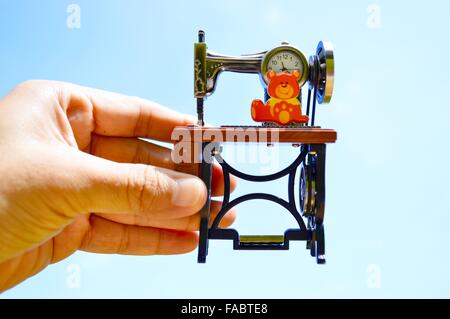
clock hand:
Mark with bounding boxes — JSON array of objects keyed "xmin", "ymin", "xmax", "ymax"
[{"xmin": 281, "ymin": 61, "xmax": 288, "ymax": 72}]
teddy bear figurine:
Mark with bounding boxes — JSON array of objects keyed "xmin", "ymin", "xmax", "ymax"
[{"xmin": 251, "ymin": 70, "xmax": 309, "ymax": 125}]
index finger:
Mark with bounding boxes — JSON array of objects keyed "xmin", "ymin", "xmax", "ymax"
[{"xmin": 57, "ymin": 81, "xmax": 197, "ymax": 141}]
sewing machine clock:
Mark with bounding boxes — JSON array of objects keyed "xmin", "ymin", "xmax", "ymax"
[
  {"xmin": 261, "ymin": 45, "xmax": 309, "ymax": 87},
  {"xmin": 171, "ymin": 30, "xmax": 337, "ymax": 264}
]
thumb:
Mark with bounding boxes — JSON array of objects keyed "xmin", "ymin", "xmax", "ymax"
[{"xmin": 69, "ymin": 150, "xmax": 207, "ymax": 219}]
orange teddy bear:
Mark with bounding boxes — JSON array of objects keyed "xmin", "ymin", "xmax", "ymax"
[{"xmin": 251, "ymin": 70, "xmax": 309, "ymax": 125}]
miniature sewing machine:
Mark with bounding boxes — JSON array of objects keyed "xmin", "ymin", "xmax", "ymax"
[{"xmin": 171, "ymin": 31, "xmax": 336, "ymax": 264}]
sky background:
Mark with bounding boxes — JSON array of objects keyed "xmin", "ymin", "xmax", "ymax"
[{"xmin": 1, "ymin": 0, "xmax": 450, "ymax": 298}]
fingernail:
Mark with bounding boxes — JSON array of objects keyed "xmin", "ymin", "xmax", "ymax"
[{"xmin": 172, "ymin": 177, "xmax": 206, "ymax": 207}]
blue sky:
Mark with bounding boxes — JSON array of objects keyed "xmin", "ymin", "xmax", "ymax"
[{"xmin": 1, "ymin": 0, "xmax": 450, "ymax": 298}]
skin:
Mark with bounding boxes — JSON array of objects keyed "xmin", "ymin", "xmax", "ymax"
[{"xmin": 0, "ymin": 80, "xmax": 237, "ymax": 292}]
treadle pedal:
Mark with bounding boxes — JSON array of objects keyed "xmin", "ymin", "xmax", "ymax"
[
  {"xmin": 220, "ymin": 125, "xmax": 321, "ymax": 129},
  {"xmin": 239, "ymin": 235, "xmax": 284, "ymax": 247}
]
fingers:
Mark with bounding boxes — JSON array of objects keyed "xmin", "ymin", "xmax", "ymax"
[
  {"xmin": 68, "ymin": 148, "xmax": 207, "ymax": 219},
  {"xmin": 95, "ymin": 200, "xmax": 236, "ymax": 231},
  {"xmin": 90, "ymin": 135, "xmax": 237, "ymax": 196},
  {"xmin": 80, "ymin": 216, "xmax": 198, "ymax": 255},
  {"xmin": 211, "ymin": 164, "xmax": 237, "ymax": 197},
  {"xmin": 50, "ymin": 80, "xmax": 197, "ymax": 141},
  {"xmin": 90, "ymin": 134, "xmax": 174, "ymax": 170}
]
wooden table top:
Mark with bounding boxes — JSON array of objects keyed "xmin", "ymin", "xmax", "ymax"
[{"xmin": 171, "ymin": 126, "xmax": 337, "ymax": 144}]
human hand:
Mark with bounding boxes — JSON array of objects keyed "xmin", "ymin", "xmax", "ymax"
[{"xmin": 0, "ymin": 80, "xmax": 236, "ymax": 291}]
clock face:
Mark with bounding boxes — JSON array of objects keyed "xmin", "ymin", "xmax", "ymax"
[
  {"xmin": 267, "ymin": 51, "xmax": 304, "ymax": 75},
  {"xmin": 261, "ymin": 46, "xmax": 308, "ymax": 86}
]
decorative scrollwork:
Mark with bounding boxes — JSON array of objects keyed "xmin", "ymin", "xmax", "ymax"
[
  {"xmin": 194, "ymin": 59, "xmax": 205, "ymax": 97},
  {"xmin": 210, "ymin": 149, "xmax": 308, "ymax": 231}
]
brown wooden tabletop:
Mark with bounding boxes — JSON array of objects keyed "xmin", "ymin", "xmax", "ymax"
[{"xmin": 171, "ymin": 126, "xmax": 337, "ymax": 144}]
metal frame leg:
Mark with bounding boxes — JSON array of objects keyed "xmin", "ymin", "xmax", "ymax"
[
  {"xmin": 304, "ymin": 143, "xmax": 326, "ymax": 264},
  {"xmin": 315, "ymin": 224, "xmax": 326, "ymax": 264},
  {"xmin": 198, "ymin": 142, "xmax": 213, "ymax": 263}
]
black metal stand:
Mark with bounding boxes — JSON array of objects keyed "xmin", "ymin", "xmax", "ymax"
[
  {"xmin": 198, "ymin": 143, "xmax": 213, "ymax": 263},
  {"xmin": 197, "ymin": 142, "xmax": 327, "ymax": 264}
]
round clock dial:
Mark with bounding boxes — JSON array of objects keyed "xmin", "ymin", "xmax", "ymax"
[
  {"xmin": 267, "ymin": 51, "xmax": 303, "ymax": 74},
  {"xmin": 261, "ymin": 45, "xmax": 308, "ymax": 87}
]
